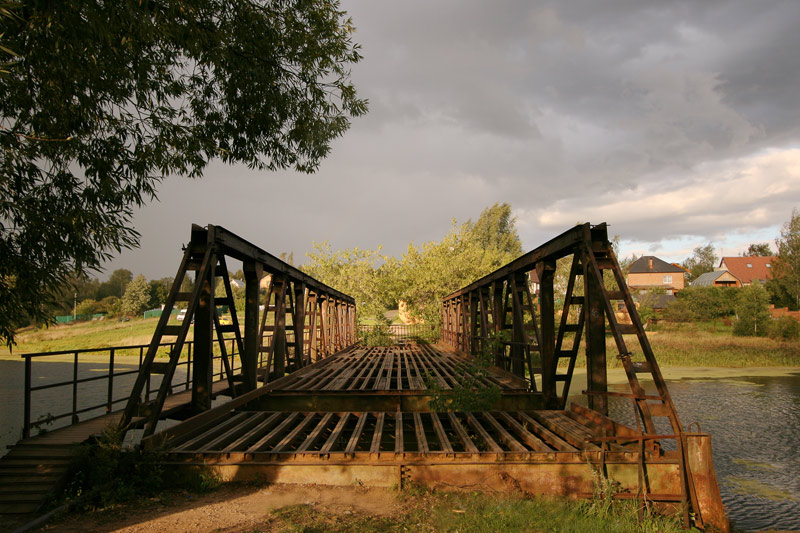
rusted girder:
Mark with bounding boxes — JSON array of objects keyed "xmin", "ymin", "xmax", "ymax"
[{"xmin": 119, "ymin": 224, "xmax": 357, "ymax": 437}]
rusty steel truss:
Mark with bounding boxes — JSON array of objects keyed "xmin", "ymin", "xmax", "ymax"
[
  {"xmin": 109, "ymin": 222, "xmax": 727, "ymax": 531},
  {"xmin": 439, "ymin": 222, "xmax": 729, "ymax": 529},
  {"xmin": 441, "ymin": 223, "xmax": 678, "ymax": 426},
  {"xmin": 120, "ymin": 224, "xmax": 356, "ymax": 437}
]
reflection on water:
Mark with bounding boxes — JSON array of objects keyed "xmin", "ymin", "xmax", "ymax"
[
  {"xmin": 0, "ymin": 358, "xmax": 185, "ymax": 455},
  {"xmin": 575, "ymin": 373, "xmax": 800, "ymax": 532}
]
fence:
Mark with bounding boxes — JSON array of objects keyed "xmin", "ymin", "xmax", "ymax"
[
  {"xmin": 357, "ymin": 324, "xmax": 439, "ymax": 345},
  {"xmin": 21, "ymin": 338, "xmax": 240, "ymax": 439}
]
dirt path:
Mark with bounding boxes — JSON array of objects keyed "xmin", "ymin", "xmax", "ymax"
[{"xmin": 35, "ymin": 484, "xmax": 400, "ymax": 533}]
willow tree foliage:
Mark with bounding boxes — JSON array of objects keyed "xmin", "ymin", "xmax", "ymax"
[{"xmin": 0, "ymin": 0, "xmax": 367, "ymax": 345}]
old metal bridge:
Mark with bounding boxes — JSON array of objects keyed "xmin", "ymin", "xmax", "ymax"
[{"xmin": 1, "ymin": 223, "xmax": 728, "ymax": 531}]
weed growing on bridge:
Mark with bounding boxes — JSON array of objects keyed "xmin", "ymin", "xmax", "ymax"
[{"xmin": 427, "ymin": 335, "xmax": 502, "ymax": 412}]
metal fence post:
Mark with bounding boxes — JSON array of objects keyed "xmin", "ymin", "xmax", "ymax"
[
  {"xmin": 107, "ymin": 348, "xmax": 115, "ymax": 413},
  {"xmin": 23, "ymin": 356, "xmax": 31, "ymax": 439},
  {"xmin": 72, "ymin": 351, "xmax": 79, "ymax": 424}
]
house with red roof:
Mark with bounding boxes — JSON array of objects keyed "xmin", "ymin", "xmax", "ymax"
[{"xmin": 717, "ymin": 256, "xmax": 776, "ymax": 285}]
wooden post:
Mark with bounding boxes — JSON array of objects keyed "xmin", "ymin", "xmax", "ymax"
[
  {"xmin": 192, "ymin": 259, "xmax": 215, "ymax": 413},
  {"xmin": 585, "ymin": 252, "xmax": 608, "ymax": 414},
  {"xmin": 242, "ymin": 260, "xmax": 262, "ymax": 391},
  {"xmin": 537, "ymin": 260, "xmax": 557, "ymax": 409}
]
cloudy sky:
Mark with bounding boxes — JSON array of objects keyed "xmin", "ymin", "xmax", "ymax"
[{"xmin": 108, "ymin": 0, "xmax": 800, "ymax": 280}]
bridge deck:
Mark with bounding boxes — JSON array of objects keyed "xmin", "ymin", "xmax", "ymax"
[{"xmin": 156, "ymin": 344, "xmax": 686, "ymax": 502}]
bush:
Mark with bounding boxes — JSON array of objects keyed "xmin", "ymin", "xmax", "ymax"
[
  {"xmin": 661, "ymin": 299, "xmax": 693, "ymax": 322},
  {"xmin": 64, "ymin": 425, "xmax": 164, "ymax": 510},
  {"xmin": 76, "ymin": 299, "xmax": 100, "ymax": 316},
  {"xmin": 677, "ymin": 286, "xmax": 737, "ymax": 319},
  {"xmin": 733, "ymin": 283, "xmax": 771, "ymax": 336},
  {"xmin": 360, "ymin": 325, "xmax": 393, "ymax": 347},
  {"xmin": 768, "ymin": 316, "xmax": 800, "ymax": 340}
]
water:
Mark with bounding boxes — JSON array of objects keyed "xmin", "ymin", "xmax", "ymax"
[
  {"xmin": 664, "ymin": 374, "xmax": 800, "ymax": 532},
  {"xmin": 593, "ymin": 372, "xmax": 800, "ymax": 532},
  {"xmin": 0, "ymin": 357, "xmax": 184, "ymax": 453},
  {"xmin": 1, "ymin": 359, "xmax": 798, "ymax": 530}
]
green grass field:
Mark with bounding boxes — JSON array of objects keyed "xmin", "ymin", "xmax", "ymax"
[
  {"xmin": 2, "ymin": 316, "xmax": 168, "ymax": 356},
  {"xmin": 5, "ymin": 316, "xmax": 799, "ymax": 368}
]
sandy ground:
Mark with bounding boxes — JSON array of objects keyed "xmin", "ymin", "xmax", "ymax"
[{"xmin": 33, "ymin": 484, "xmax": 400, "ymax": 533}]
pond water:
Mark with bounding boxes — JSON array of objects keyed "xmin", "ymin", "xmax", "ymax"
[
  {"xmin": 592, "ymin": 372, "xmax": 800, "ymax": 532},
  {"xmin": 1, "ymin": 361, "xmax": 798, "ymax": 530}
]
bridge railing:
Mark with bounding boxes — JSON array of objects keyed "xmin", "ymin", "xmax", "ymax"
[
  {"xmin": 357, "ymin": 324, "xmax": 439, "ymax": 344},
  {"xmin": 21, "ymin": 338, "xmax": 240, "ymax": 439}
]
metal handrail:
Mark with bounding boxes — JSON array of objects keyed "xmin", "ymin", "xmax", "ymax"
[{"xmin": 21, "ymin": 337, "xmax": 241, "ymax": 439}]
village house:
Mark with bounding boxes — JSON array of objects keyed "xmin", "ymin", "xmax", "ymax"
[
  {"xmin": 626, "ymin": 256, "xmax": 686, "ymax": 295},
  {"xmin": 717, "ymin": 256, "xmax": 776, "ymax": 285},
  {"xmin": 691, "ymin": 270, "xmax": 742, "ymax": 288}
]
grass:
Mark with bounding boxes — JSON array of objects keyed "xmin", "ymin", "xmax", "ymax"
[
  {"xmin": 47, "ymin": 482, "xmax": 687, "ymax": 533},
  {"xmin": 619, "ymin": 321, "xmax": 800, "ymax": 367},
  {"xmin": 552, "ymin": 321, "xmax": 800, "ymax": 369},
  {"xmin": 7, "ymin": 315, "xmax": 800, "ymax": 368},
  {"xmin": 2, "ymin": 316, "xmax": 167, "ymax": 356},
  {"xmin": 262, "ymin": 488, "xmax": 684, "ymax": 533}
]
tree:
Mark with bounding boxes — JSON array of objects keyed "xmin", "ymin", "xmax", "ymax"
[
  {"xmin": 398, "ymin": 206, "xmax": 522, "ymax": 324},
  {"xmin": 148, "ymin": 277, "xmax": 173, "ymax": 309},
  {"xmin": 773, "ymin": 209, "xmax": 800, "ymax": 309},
  {"xmin": 97, "ymin": 269, "xmax": 133, "ymax": 300},
  {"xmin": 745, "ymin": 243, "xmax": 772, "ymax": 256},
  {"xmin": 468, "ymin": 203, "xmax": 523, "ymax": 258},
  {"xmin": 0, "ymin": 1, "xmax": 367, "ymax": 346},
  {"xmin": 302, "ymin": 242, "xmax": 394, "ymax": 322},
  {"xmin": 682, "ymin": 243, "xmax": 717, "ymax": 282},
  {"xmin": 733, "ymin": 283, "xmax": 771, "ymax": 336},
  {"xmin": 121, "ymin": 274, "xmax": 150, "ymax": 317}
]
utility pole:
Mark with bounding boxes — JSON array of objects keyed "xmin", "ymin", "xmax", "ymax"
[{"xmin": 73, "ymin": 291, "xmax": 77, "ymax": 320}]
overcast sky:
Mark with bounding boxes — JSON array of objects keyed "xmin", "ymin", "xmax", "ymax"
[{"xmin": 106, "ymin": 0, "xmax": 800, "ymax": 281}]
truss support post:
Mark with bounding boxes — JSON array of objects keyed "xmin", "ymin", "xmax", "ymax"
[
  {"xmin": 242, "ymin": 261, "xmax": 262, "ymax": 391},
  {"xmin": 584, "ymin": 252, "xmax": 608, "ymax": 415},
  {"xmin": 192, "ymin": 257, "xmax": 215, "ymax": 413},
  {"xmin": 538, "ymin": 260, "xmax": 557, "ymax": 409},
  {"xmin": 510, "ymin": 275, "xmax": 526, "ymax": 377},
  {"xmin": 294, "ymin": 283, "xmax": 306, "ymax": 369}
]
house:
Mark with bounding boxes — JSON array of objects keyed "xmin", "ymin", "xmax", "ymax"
[
  {"xmin": 717, "ymin": 256, "xmax": 776, "ymax": 285},
  {"xmin": 626, "ymin": 256, "xmax": 686, "ymax": 295},
  {"xmin": 528, "ymin": 270, "xmax": 540, "ymax": 294},
  {"xmin": 691, "ymin": 270, "xmax": 742, "ymax": 288}
]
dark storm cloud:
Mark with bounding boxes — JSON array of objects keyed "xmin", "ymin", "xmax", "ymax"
[{"xmin": 109, "ymin": 0, "xmax": 800, "ymax": 278}]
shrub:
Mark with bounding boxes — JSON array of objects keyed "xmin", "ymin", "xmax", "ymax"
[
  {"xmin": 733, "ymin": 283, "xmax": 771, "ymax": 336},
  {"xmin": 64, "ymin": 425, "xmax": 164, "ymax": 510},
  {"xmin": 360, "ymin": 325, "xmax": 393, "ymax": 347},
  {"xmin": 768, "ymin": 316, "xmax": 800, "ymax": 340},
  {"xmin": 661, "ymin": 299, "xmax": 693, "ymax": 322}
]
